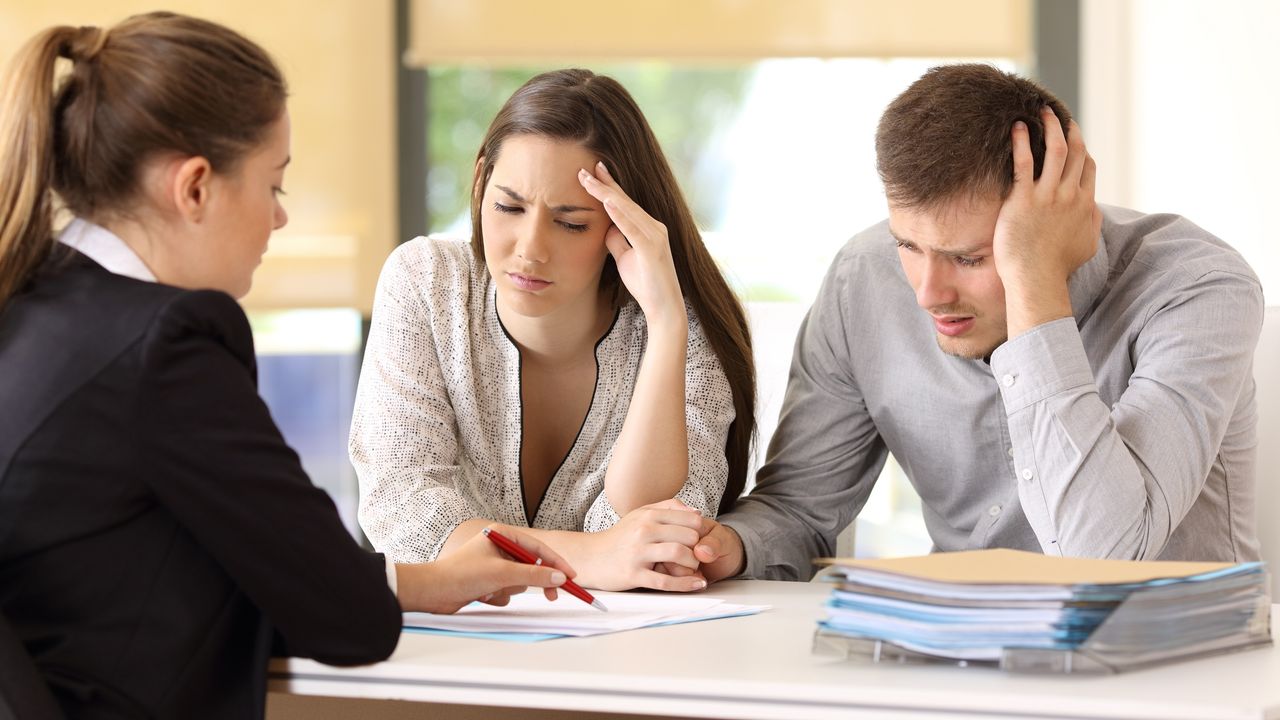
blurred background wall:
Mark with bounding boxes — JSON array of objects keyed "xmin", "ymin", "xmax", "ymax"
[{"xmin": 0, "ymin": 0, "xmax": 397, "ymax": 313}]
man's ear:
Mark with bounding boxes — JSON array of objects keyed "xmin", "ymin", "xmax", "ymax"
[{"xmin": 170, "ymin": 156, "xmax": 215, "ymax": 224}]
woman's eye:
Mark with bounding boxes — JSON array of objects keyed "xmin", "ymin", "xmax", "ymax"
[
  {"xmin": 558, "ymin": 221, "xmax": 588, "ymax": 233},
  {"xmin": 492, "ymin": 202, "xmax": 521, "ymax": 214}
]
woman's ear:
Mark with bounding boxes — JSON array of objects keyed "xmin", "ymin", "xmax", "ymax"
[{"xmin": 170, "ymin": 155, "xmax": 215, "ymax": 224}]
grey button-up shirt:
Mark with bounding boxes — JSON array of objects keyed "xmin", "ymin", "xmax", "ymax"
[{"xmin": 724, "ymin": 205, "xmax": 1264, "ymax": 580}]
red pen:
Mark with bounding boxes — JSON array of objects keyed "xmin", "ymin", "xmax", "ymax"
[{"xmin": 482, "ymin": 527, "xmax": 609, "ymax": 612}]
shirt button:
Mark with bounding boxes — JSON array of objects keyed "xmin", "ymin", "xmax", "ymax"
[
  {"xmin": 1007, "ymin": 446, "xmax": 1015, "ymax": 458},
  {"xmin": 1002, "ymin": 374, "xmax": 1016, "ymax": 387},
  {"xmin": 988, "ymin": 505, "xmax": 1002, "ymax": 517},
  {"xmin": 1021, "ymin": 468, "xmax": 1034, "ymax": 481}
]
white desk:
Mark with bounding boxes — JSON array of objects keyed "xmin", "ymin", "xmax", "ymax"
[{"xmin": 268, "ymin": 580, "xmax": 1280, "ymax": 720}]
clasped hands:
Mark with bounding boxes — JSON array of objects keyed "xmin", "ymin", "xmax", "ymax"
[{"xmin": 573, "ymin": 498, "xmax": 744, "ymax": 592}]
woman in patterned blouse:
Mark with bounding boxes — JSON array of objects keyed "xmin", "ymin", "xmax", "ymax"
[{"xmin": 351, "ymin": 69, "xmax": 756, "ymax": 591}]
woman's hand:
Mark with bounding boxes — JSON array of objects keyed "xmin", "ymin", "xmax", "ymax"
[
  {"xmin": 397, "ymin": 524, "xmax": 574, "ymax": 614},
  {"xmin": 575, "ymin": 499, "xmax": 708, "ymax": 592},
  {"xmin": 578, "ymin": 162, "xmax": 686, "ymax": 328}
]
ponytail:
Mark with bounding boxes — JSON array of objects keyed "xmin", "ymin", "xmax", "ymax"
[
  {"xmin": 0, "ymin": 26, "xmax": 86, "ymax": 311},
  {"xmin": 0, "ymin": 14, "xmax": 285, "ymax": 312}
]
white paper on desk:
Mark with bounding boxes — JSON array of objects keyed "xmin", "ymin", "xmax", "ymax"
[{"xmin": 403, "ymin": 591, "xmax": 766, "ymax": 637}]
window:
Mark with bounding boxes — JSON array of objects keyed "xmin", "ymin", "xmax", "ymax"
[
  {"xmin": 406, "ymin": 0, "xmax": 1035, "ymax": 558},
  {"xmin": 422, "ymin": 58, "xmax": 1021, "ymax": 558},
  {"xmin": 250, "ymin": 309, "xmax": 365, "ymax": 539}
]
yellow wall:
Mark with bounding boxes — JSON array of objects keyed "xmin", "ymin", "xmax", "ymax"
[
  {"xmin": 0, "ymin": 1, "xmax": 396, "ymax": 313},
  {"xmin": 408, "ymin": 0, "xmax": 1031, "ymax": 63}
]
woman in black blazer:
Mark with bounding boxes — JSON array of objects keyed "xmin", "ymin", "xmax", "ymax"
[{"xmin": 0, "ymin": 13, "xmax": 574, "ymax": 719}]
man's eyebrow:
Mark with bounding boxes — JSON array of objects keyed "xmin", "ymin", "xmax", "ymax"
[
  {"xmin": 888, "ymin": 228, "xmax": 986, "ymax": 256},
  {"xmin": 937, "ymin": 244, "xmax": 987, "ymax": 257},
  {"xmin": 494, "ymin": 184, "xmax": 596, "ymax": 213},
  {"xmin": 942, "ymin": 242, "xmax": 988, "ymax": 256}
]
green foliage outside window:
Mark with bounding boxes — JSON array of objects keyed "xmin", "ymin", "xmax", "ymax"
[{"xmin": 425, "ymin": 64, "xmax": 753, "ymax": 234}]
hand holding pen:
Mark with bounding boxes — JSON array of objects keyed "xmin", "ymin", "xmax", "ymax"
[
  {"xmin": 484, "ymin": 527, "xmax": 609, "ymax": 612},
  {"xmin": 397, "ymin": 524, "xmax": 580, "ymax": 614}
]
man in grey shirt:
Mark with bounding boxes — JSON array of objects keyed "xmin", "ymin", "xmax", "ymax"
[{"xmin": 689, "ymin": 64, "xmax": 1264, "ymax": 582}]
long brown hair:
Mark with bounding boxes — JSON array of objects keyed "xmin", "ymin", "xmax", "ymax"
[
  {"xmin": 470, "ymin": 69, "xmax": 756, "ymax": 514},
  {"xmin": 0, "ymin": 12, "xmax": 286, "ymax": 310}
]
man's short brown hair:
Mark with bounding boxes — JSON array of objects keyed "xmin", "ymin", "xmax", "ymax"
[{"xmin": 875, "ymin": 63, "xmax": 1072, "ymax": 211}]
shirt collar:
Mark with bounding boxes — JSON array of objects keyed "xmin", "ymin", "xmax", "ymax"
[{"xmin": 57, "ymin": 217, "xmax": 157, "ymax": 283}]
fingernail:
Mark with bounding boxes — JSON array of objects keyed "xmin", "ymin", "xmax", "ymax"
[
  {"xmin": 696, "ymin": 544, "xmax": 711, "ymax": 556},
  {"xmin": 597, "ymin": 160, "xmax": 608, "ymax": 173},
  {"xmin": 1014, "ymin": 121, "xmax": 1026, "ymax": 131},
  {"xmin": 551, "ymin": 571, "xmax": 566, "ymax": 585},
  {"xmin": 578, "ymin": 168, "xmax": 590, "ymax": 179},
  {"xmin": 695, "ymin": 579, "xmax": 707, "ymax": 589}
]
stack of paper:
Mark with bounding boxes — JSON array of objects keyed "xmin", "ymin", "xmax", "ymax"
[
  {"xmin": 815, "ymin": 549, "xmax": 1272, "ymax": 671},
  {"xmin": 405, "ymin": 591, "xmax": 768, "ymax": 642}
]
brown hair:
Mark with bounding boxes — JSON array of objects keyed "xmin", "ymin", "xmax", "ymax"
[
  {"xmin": 875, "ymin": 63, "xmax": 1072, "ymax": 211},
  {"xmin": 470, "ymin": 69, "xmax": 756, "ymax": 514},
  {"xmin": 0, "ymin": 11, "xmax": 286, "ymax": 310}
]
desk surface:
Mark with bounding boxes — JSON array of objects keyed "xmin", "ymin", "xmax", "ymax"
[{"xmin": 269, "ymin": 580, "xmax": 1280, "ymax": 720}]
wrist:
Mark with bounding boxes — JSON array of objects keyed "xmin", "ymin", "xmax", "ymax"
[
  {"xmin": 641, "ymin": 299, "xmax": 688, "ymax": 336},
  {"xmin": 1002, "ymin": 277, "xmax": 1072, "ymax": 340},
  {"xmin": 394, "ymin": 562, "xmax": 441, "ymax": 612},
  {"xmin": 726, "ymin": 526, "xmax": 747, "ymax": 577}
]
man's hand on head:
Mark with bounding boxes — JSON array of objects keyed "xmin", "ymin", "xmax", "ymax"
[{"xmin": 993, "ymin": 106, "xmax": 1103, "ymax": 340}]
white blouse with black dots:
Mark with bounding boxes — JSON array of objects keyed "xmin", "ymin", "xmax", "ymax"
[{"xmin": 350, "ymin": 236, "xmax": 736, "ymax": 562}]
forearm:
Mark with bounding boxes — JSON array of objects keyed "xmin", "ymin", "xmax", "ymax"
[
  {"xmin": 1006, "ymin": 384, "xmax": 1155, "ymax": 559},
  {"xmin": 722, "ymin": 274, "xmax": 886, "ymax": 581},
  {"xmin": 1002, "ymin": 272, "xmax": 1073, "ymax": 341},
  {"xmin": 440, "ymin": 519, "xmax": 609, "ymax": 585},
  {"xmin": 721, "ymin": 493, "xmax": 843, "ymax": 581},
  {"xmin": 993, "ymin": 318, "xmax": 1238, "ymax": 560},
  {"xmin": 604, "ymin": 317, "xmax": 689, "ymax": 513}
]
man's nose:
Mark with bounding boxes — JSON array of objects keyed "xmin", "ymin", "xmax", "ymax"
[{"xmin": 914, "ymin": 256, "xmax": 958, "ymax": 310}]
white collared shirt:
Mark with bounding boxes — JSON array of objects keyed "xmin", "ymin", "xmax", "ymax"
[
  {"xmin": 55, "ymin": 218, "xmax": 399, "ymax": 596},
  {"xmin": 57, "ymin": 218, "xmax": 157, "ymax": 282}
]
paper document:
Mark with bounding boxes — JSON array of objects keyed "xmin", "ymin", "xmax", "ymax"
[
  {"xmin": 813, "ymin": 549, "xmax": 1271, "ymax": 670},
  {"xmin": 404, "ymin": 591, "xmax": 768, "ymax": 641},
  {"xmin": 816, "ymin": 548, "xmax": 1236, "ymax": 586}
]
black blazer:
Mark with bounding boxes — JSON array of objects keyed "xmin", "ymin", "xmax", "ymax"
[{"xmin": 0, "ymin": 251, "xmax": 402, "ymax": 719}]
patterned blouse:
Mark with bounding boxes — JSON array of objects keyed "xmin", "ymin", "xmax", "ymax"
[{"xmin": 350, "ymin": 237, "xmax": 735, "ymax": 562}]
